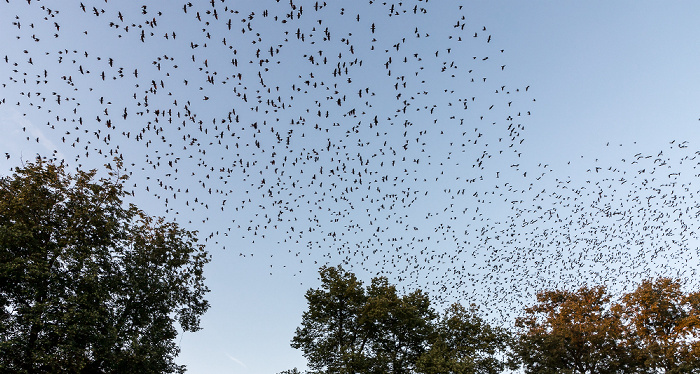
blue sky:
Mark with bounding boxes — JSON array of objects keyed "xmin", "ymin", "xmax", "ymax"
[{"xmin": 2, "ymin": 1, "xmax": 700, "ymax": 373}]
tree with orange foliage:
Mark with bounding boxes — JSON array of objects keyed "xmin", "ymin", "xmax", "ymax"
[
  {"xmin": 617, "ymin": 278, "xmax": 700, "ymax": 374},
  {"xmin": 514, "ymin": 285, "xmax": 633, "ymax": 374}
]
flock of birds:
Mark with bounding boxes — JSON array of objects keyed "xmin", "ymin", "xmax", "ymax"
[{"xmin": 2, "ymin": 0, "xmax": 699, "ymax": 322}]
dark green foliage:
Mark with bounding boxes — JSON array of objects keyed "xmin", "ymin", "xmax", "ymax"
[
  {"xmin": 291, "ymin": 266, "xmax": 368, "ymax": 374},
  {"xmin": 0, "ymin": 159, "xmax": 210, "ymax": 373},
  {"xmin": 290, "ymin": 265, "xmax": 509, "ymax": 374},
  {"xmin": 417, "ymin": 303, "xmax": 515, "ymax": 374}
]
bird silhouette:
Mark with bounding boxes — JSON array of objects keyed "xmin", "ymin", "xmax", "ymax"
[{"xmin": 1, "ymin": 0, "xmax": 698, "ymax": 327}]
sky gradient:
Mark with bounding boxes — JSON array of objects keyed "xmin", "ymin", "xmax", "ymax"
[{"xmin": 2, "ymin": 1, "xmax": 700, "ymax": 373}]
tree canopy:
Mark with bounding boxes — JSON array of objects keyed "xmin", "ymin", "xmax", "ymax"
[
  {"xmin": 417, "ymin": 303, "xmax": 513, "ymax": 374},
  {"xmin": 289, "ymin": 265, "xmax": 512, "ymax": 374},
  {"xmin": 0, "ymin": 159, "xmax": 210, "ymax": 373},
  {"xmin": 288, "ymin": 268, "xmax": 700, "ymax": 374},
  {"xmin": 514, "ymin": 285, "xmax": 630, "ymax": 374},
  {"xmin": 515, "ymin": 279, "xmax": 700, "ymax": 374},
  {"xmin": 617, "ymin": 278, "xmax": 700, "ymax": 373}
]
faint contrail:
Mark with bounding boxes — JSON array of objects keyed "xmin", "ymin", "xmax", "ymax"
[{"xmin": 225, "ymin": 353, "xmax": 248, "ymax": 368}]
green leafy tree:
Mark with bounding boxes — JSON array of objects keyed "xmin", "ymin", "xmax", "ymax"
[
  {"xmin": 514, "ymin": 285, "xmax": 631, "ymax": 374},
  {"xmin": 362, "ymin": 277, "xmax": 436, "ymax": 374},
  {"xmin": 277, "ymin": 369, "xmax": 305, "ymax": 374},
  {"xmin": 292, "ymin": 266, "xmax": 437, "ymax": 374},
  {"xmin": 291, "ymin": 266, "xmax": 509, "ymax": 374},
  {"xmin": 417, "ymin": 303, "xmax": 514, "ymax": 374},
  {"xmin": 0, "ymin": 159, "xmax": 210, "ymax": 373},
  {"xmin": 291, "ymin": 265, "xmax": 369, "ymax": 374}
]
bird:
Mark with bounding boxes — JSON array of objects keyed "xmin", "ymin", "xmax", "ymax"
[{"xmin": 2, "ymin": 0, "xmax": 697, "ymax": 330}]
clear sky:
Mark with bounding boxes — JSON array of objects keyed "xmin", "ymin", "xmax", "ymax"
[{"xmin": 2, "ymin": 1, "xmax": 700, "ymax": 373}]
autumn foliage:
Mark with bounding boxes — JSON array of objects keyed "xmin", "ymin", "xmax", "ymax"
[
  {"xmin": 617, "ymin": 278, "xmax": 700, "ymax": 373},
  {"xmin": 515, "ymin": 278, "xmax": 700, "ymax": 374}
]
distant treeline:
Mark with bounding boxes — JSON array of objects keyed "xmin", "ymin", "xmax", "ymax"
[{"xmin": 280, "ymin": 266, "xmax": 700, "ymax": 374}]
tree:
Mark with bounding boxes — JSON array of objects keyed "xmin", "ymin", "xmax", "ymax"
[
  {"xmin": 617, "ymin": 278, "xmax": 700, "ymax": 373},
  {"xmin": 514, "ymin": 285, "xmax": 630, "ymax": 374},
  {"xmin": 291, "ymin": 266, "xmax": 510, "ymax": 374},
  {"xmin": 417, "ymin": 303, "xmax": 514, "ymax": 374},
  {"xmin": 292, "ymin": 265, "xmax": 437, "ymax": 374},
  {"xmin": 362, "ymin": 277, "xmax": 435, "ymax": 374},
  {"xmin": 0, "ymin": 159, "xmax": 210, "ymax": 373},
  {"xmin": 291, "ymin": 265, "xmax": 369, "ymax": 374},
  {"xmin": 277, "ymin": 369, "xmax": 305, "ymax": 374}
]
